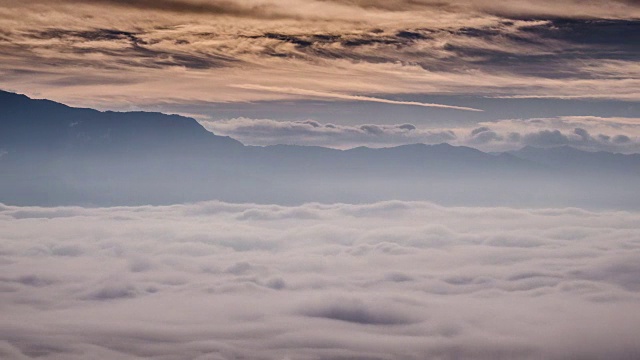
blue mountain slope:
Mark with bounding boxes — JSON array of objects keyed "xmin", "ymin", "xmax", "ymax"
[{"xmin": 0, "ymin": 90, "xmax": 242, "ymax": 155}]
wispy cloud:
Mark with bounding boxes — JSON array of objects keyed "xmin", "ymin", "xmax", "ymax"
[
  {"xmin": 233, "ymin": 84, "xmax": 484, "ymax": 111},
  {"xmin": 0, "ymin": 0, "xmax": 638, "ymax": 109}
]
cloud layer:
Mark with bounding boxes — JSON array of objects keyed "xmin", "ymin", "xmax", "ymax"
[
  {"xmin": 201, "ymin": 116, "xmax": 640, "ymax": 152},
  {"xmin": 0, "ymin": 0, "xmax": 638, "ymax": 110},
  {"xmin": 1, "ymin": 200, "xmax": 640, "ymax": 359}
]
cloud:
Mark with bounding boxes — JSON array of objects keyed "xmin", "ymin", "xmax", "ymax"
[
  {"xmin": 522, "ymin": 129, "xmax": 570, "ymax": 147},
  {"xmin": 299, "ymin": 297, "xmax": 416, "ymax": 325},
  {"xmin": 475, "ymin": 116, "xmax": 640, "ymax": 152},
  {"xmin": 0, "ymin": 1, "xmax": 638, "ymax": 109},
  {"xmin": 200, "ymin": 117, "xmax": 458, "ymax": 148},
  {"xmin": 200, "ymin": 116, "xmax": 640, "ymax": 152},
  {"xmin": 1, "ymin": 200, "xmax": 640, "ymax": 359},
  {"xmin": 468, "ymin": 126, "xmax": 504, "ymax": 144},
  {"xmin": 15, "ymin": 0, "xmax": 640, "ymax": 20},
  {"xmin": 233, "ymin": 85, "xmax": 484, "ymax": 111},
  {"xmin": 319, "ymin": 0, "xmax": 640, "ymax": 19},
  {"xmin": 12, "ymin": 0, "xmax": 294, "ymax": 19}
]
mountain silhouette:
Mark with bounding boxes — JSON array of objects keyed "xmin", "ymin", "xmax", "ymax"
[
  {"xmin": 0, "ymin": 90, "xmax": 241, "ymax": 155},
  {"xmin": 1, "ymin": 90, "xmax": 638, "ymax": 209}
]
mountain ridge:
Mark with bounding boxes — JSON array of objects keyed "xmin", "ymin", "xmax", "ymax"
[
  {"xmin": 0, "ymin": 90, "xmax": 242, "ymax": 155},
  {"xmin": 3, "ymin": 89, "xmax": 637, "ymax": 159},
  {"xmin": 1, "ymin": 90, "xmax": 638, "ymax": 209}
]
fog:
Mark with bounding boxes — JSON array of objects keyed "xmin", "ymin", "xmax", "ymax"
[
  {"xmin": 2, "ymin": 200, "xmax": 639, "ymax": 359},
  {"xmin": 3, "ymin": 143, "xmax": 640, "ymax": 210}
]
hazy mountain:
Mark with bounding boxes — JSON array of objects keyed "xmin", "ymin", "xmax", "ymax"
[
  {"xmin": 511, "ymin": 145, "xmax": 640, "ymax": 176},
  {"xmin": 1, "ymin": 90, "xmax": 638, "ymax": 209}
]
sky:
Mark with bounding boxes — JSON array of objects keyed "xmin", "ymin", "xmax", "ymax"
[
  {"xmin": 2, "ymin": 200, "xmax": 640, "ymax": 359},
  {"xmin": 0, "ymin": 0, "xmax": 639, "ymax": 151},
  {"xmin": 2, "ymin": 4, "xmax": 640, "ymax": 359}
]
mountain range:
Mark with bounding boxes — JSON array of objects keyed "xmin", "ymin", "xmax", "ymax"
[{"xmin": 1, "ymin": 90, "xmax": 638, "ymax": 209}]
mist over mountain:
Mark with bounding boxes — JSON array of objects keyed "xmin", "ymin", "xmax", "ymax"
[{"xmin": 1, "ymin": 90, "xmax": 639, "ymax": 209}]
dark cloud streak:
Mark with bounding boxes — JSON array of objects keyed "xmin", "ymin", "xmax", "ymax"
[{"xmin": 25, "ymin": 28, "xmax": 238, "ymax": 70}]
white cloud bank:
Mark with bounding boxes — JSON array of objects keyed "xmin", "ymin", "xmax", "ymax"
[
  {"xmin": 1, "ymin": 201, "xmax": 640, "ymax": 359},
  {"xmin": 201, "ymin": 116, "xmax": 640, "ymax": 152}
]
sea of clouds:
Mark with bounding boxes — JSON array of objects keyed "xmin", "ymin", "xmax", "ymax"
[{"xmin": 1, "ymin": 200, "xmax": 640, "ymax": 359}]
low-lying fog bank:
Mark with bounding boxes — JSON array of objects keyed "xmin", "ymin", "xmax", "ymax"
[{"xmin": 1, "ymin": 201, "xmax": 639, "ymax": 359}]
